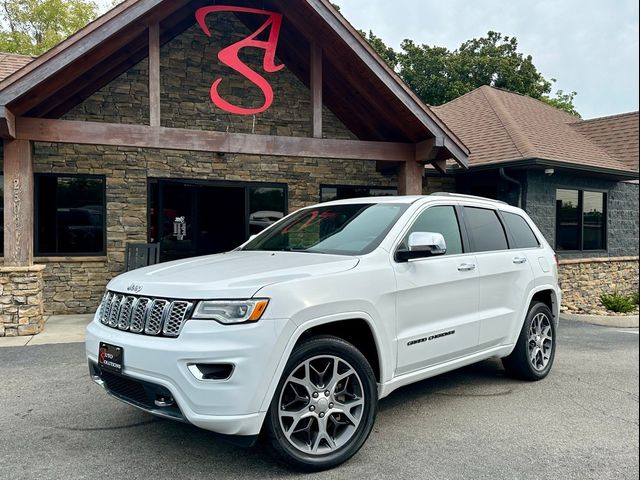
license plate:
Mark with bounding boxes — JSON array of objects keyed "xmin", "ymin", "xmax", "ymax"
[{"xmin": 98, "ymin": 342, "xmax": 124, "ymax": 374}]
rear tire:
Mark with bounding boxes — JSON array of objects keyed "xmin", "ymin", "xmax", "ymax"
[
  {"xmin": 265, "ymin": 335, "xmax": 378, "ymax": 471},
  {"xmin": 502, "ymin": 302, "xmax": 556, "ymax": 381}
]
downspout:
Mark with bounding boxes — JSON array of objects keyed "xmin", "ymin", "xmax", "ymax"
[{"xmin": 499, "ymin": 168, "xmax": 522, "ymax": 208}]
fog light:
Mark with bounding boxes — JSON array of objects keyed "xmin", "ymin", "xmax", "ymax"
[
  {"xmin": 154, "ymin": 395, "xmax": 175, "ymax": 408},
  {"xmin": 188, "ymin": 363, "xmax": 234, "ymax": 381}
]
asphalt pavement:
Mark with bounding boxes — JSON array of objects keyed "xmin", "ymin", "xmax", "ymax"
[{"xmin": 0, "ymin": 321, "xmax": 638, "ymax": 480}]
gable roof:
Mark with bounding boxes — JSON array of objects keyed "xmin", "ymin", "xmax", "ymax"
[
  {"xmin": 0, "ymin": 0, "xmax": 468, "ymax": 166},
  {"xmin": 434, "ymin": 85, "xmax": 637, "ymax": 178},
  {"xmin": 0, "ymin": 53, "xmax": 34, "ymax": 82}
]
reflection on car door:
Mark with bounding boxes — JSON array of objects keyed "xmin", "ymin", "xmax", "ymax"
[
  {"xmin": 393, "ymin": 205, "xmax": 480, "ymax": 376},
  {"xmin": 461, "ymin": 207, "xmax": 536, "ymax": 348}
]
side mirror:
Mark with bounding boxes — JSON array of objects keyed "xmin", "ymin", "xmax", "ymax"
[
  {"xmin": 249, "ymin": 234, "xmax": 258, "ymax": 241},
  {"xmin": 396, "ymin": 232, "xmax": 447, "ymax": 262}
]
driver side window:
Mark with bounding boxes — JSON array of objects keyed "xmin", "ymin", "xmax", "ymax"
[{"xmin": 401, "ymin": 206, "xmax": 464, "ymax": 256}]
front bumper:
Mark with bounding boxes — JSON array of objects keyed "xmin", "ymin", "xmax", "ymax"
[{"xmin": 86, "ymin": 314, "xmax": 294, "ymax": 437}]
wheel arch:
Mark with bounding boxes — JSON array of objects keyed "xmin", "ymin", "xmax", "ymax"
[{"xmin": 258, "ymin": 312, "xmax": 389, "ymax": 413}]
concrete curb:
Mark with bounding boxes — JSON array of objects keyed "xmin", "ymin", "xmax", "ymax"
[{"xmin": 561, "ymin": 313, "xmax": 639, "ymax": 328}]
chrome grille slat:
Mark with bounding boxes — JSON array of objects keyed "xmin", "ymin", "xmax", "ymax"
[
  {"xmin": 130, "ymin": 298, "xmax": 151, "ymax": 333},
  {"xmin": 98, "ymin": 291, "xmax": 192, "ymax": 338},
  {"xmin": 117, "ymin": 296, "xmax": 136, "ymax": 330}
]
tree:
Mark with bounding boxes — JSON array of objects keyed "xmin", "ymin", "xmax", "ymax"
[
  {"xmin": 361, "ymin": 30, "xmax": 580, "ymax": 117},
  {"xmin": 0, "ymin": 0, "xmax": 98, "ymax": 56}
]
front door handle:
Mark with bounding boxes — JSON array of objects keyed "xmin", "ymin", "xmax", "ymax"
[
  {"xmin": 513, "ymin": 257, "xmax": 528, "ymax": 264},
  {"xmin": 457, "ymin": 263, "xmax": 476, "ymax": 272}
]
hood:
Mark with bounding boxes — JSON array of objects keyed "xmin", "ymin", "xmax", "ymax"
[{"xmin": 107, "ymin": 250, "xmax": 359, "ymax": 299}]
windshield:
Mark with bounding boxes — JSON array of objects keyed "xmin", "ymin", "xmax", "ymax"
[{"xmin": 242, "ymin": 203, "xmax": 408, "ymax": 255}]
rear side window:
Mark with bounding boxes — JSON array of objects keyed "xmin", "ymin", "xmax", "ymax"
[
  {"xmin": 463, "ymin": 207, "xmax": 509, "ymax": 252},
  {"xmin": 402, "ymin": 206, "xmax": 463, "ymax": 256},
  {"xmin": 502, "ymin": 212, "xmax": 540, "ymax": 249}
]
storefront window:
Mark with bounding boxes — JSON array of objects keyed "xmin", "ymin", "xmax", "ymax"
[
  {"xmin": 320, "ymin": 185, "xmax": 397, "ymax": 202},
  {"xmin": 35, "ymin": 175, "xmax": 106, "ymax": 256},
  {"xmin": 249, "ymin": 187, "xmax": 286, "ymax": 235},
  {"xmin": 556, "ymin": 189, "xmax": 606, "ymax": 251}
]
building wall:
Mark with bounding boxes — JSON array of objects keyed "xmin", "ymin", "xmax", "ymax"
[
  {"xmin": 3, "ymin": 14, "xmax": 397, "ymax": 315},
  {"xmin": 524, "ymin": 170, "xmax": 639, "ymax": 258}
]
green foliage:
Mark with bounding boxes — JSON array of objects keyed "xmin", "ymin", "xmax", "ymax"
[
  {"xmin": 362, "ymin": 30, "xmax": 580, "ymax": 117},
  {"xmin": 0, "ymin": 0, "xmax": 99, "ymax": 56},
  {"xmin": 632, "ymin": 291, "xmax": 639, "ymax": 305},
  {"xmin": 358, "ymin": 30, "xmax": 398, "ymax": 70},
  {"xmin": 600, "ymin": 292, "xmax": 637, "ymax": 314}
]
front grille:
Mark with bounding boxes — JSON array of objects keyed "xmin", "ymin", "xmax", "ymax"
[{"xmin": 99, "ymin": 292, "xmax": 193, "ymax": 338}]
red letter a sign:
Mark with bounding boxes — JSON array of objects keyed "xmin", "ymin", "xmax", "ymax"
[{"xmin": 196, "ymin": 6, "xmax": 285, "ymax": 115}]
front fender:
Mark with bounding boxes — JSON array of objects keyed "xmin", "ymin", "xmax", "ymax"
[{"xmin": 257, "ymin": 311, "xmax": 392, "ymax": 413}]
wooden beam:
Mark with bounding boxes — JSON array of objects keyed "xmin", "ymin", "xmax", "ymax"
[
  {"xmin": 15, "ymin": 117, "xmax": 415, "ymax": 163},
  {"xmin": 148, "ymin": 23, "xmax": 161, "ymax": 127},
  {"xmin": 310, "ymin": 42, "xmax": 323, "ymax": 139},
  {"xmin": 398, "ymin": 160, "xmax": 424, "ymax": 196},
  {"xmin": 415, "ymin": 137, "xmax": 447, "ymax": 173},
  {"xmin": 3, "ymin": 139, "xmax": 34, "ymax": 266},
  {"xmin": 0, "ymin": 106, "xmax": 15, "ymax": 139}
]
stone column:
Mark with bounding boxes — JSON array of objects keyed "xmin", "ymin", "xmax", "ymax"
[{"xmin": 0, "ymin": 265, "xmax": 46, "ymax": 337}]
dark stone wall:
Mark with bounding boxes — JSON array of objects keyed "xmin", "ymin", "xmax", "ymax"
[{"xmin": 523, "ymin": 169, "xmax": 639, "ymax": 258}]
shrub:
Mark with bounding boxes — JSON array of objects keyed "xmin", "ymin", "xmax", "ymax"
[
  {"xmin": 600, "ymin": 292, "xmax": 636, "ymax": 314},
  {"xmin": 632, "ymin": 291, "xmax": 639, "ymax": 306}
]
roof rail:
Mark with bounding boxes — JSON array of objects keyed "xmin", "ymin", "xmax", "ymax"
[{"xmin": 429, "ymin": 192, "xmax": 509, "ymax": 205}]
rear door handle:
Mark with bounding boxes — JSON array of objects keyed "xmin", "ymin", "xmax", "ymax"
[
  {"xmin": 513, "ymin": 257, "xmax": 528, "ymax": 264},
  {"xmin": 457, "ymin": 263, "xmax": 476, "ymax": 272}
]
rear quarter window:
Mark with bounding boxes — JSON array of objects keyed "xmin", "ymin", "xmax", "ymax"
[{"xmin": 502, "ymin": 211, "xmax": 540, "ymax": 249}]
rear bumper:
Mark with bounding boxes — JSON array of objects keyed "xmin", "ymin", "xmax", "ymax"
[{"xmin": 86, "ymin": 314, "xmax": 295, "ymax": 437}]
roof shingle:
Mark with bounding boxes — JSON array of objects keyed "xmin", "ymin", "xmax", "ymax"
[
  {"xmin": 434, "ymin": 85, "xmax": 638, "ymax": 175},
  {"xmin": 0, "ymin": 53, "xmax": 34, "ymax": 82}
]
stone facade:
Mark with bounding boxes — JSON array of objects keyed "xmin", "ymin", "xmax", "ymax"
[
  {"xmin": 523, "ymin": 170, "xmax": 639, "ymax": 259},
  {"xmin": 0, "ymin": 14, "xmax": 397, "ymax": 316},
  {"xmin": 0, "ymin": 265, "xmax": 46, "ymax": 337},
  {"xmin": 559, "ymin": 257, "xmax": 639, "ymax": 314}
]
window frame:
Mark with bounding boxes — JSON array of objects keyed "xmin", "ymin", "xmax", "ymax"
[
  {"xmin": 555, "ymin": 188, "xmax": 608, "ymax": 253},
  {"xmin": 34, "ymin": 173, "xmax": 108, "ymax": 257},
  {"xmin": 319, "ymin": 184, "xmax": 398, "ymax": 203},
  {"xmin": 392, "ymin": 203, "xmax": 471, "ymax": 262},
  {"xmin": 460, "ymin": 205, "xmax": 511, "ymax": 254},
  {"xmin": 498, "ymin": 210, "xmax": 542, "ymax": 251}
]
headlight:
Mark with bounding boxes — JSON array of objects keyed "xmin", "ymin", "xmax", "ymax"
[{"xmin": 191, "ymin": 299, "xmax": 269, "ymax": 324}]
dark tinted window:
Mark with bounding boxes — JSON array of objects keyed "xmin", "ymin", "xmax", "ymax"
[
  {"xmin": 555, "ymin": 189, "xmax": 606, "ymax": 251},
  {"xmin": 582, "ymin": 191, "xmax": 606, "ymax": 250},
  {"xmin": 36, "ymin": 175, "xmax": 106, "ymax": 255},
  {"xmin": 320, "ymin": 185, "xmax": 397, "ymax": 202},
  {"xmin": 502, "ymin": 212, "xmax": 540, "ymax": 249},
  {"xmin": 404, "ymin": 206, "xmax": 463, "ymax": 255},
  {"xmin": 556, "ymin": 189, "xmax": 580, "ymax": 250},
  {"xmin": 464, "ymin": 207, "xmax": 509, "ymax": 252},
  {"xmin": 249, "ymin": 187, "xmax": 286, "ymax": 235}
]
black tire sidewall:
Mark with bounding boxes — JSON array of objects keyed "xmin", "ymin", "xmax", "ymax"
[{"xmin": 266, "ymin": 335, "xmax": 378, "ymax": 471}]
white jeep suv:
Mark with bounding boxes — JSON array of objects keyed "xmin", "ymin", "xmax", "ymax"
[{"xmin": 86, "ymin": 194, "xmax": 560, "ymax": 470}]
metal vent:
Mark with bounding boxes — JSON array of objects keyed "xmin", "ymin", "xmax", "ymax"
[{"xmin": 98, "ymin": 292, "xmax": 193, "ymax": 338}]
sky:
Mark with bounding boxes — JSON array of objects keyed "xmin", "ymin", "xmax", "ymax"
[
  {"xmin": 332, "ymin": 0, "xmax": 639, "ymax": 119},
  {"xmin": 96, "ymin": 0, "xmax": 639, "ymax": 119}
]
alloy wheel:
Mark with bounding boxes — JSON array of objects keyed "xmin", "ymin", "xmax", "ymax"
[{"xmin": 528, "ymin": 313, "xmax": 553, "ymax": 371}]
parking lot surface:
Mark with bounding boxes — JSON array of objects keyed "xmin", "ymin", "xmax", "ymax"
[{"xmin": 1, "ymin": 320, "xmax": 638, "ymax": 480}]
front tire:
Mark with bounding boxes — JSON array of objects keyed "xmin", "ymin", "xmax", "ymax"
[
  {"xmin": 265, "ymin": 335, "xmax": 378, "ymax": 471},
  {"xmin": 502, "ymin": 302, "xmax": 556, "ymax": 381}
]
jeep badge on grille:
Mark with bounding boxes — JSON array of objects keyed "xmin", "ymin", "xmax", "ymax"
[{"xmin": 127, "ymin": 283, "xmax": 143, "ymax": 293}]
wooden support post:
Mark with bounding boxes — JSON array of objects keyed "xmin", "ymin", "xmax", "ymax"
[
  {"xmin": 310, "ymin": 42, "xmax": 323, "ymax": 139},
  {"xmin": 149, "ymin": 23, "xmax": 161, "ymax": 127},
  {"xmin": 0, "ymin": 106, "xmax": 16, "ymax": 140},
  {"xmin": 3, "ymin": 139, "xmax": 34, "ymax": 266},
  {"xmin": 398, "ymin": 160, "xmax": 424, "ymax": 196}
]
